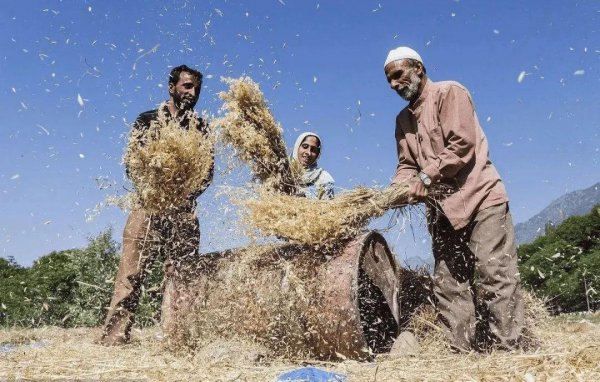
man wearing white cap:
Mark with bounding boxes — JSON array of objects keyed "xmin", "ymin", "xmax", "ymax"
[{"xmin": 384, "ymin": 47, "xmax": 523, "ymax": 351}]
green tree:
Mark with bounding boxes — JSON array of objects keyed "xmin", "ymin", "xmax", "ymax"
[
  {"xmin": 519, "ymin": 205, "xmax": 600, "ymax": 313},
  {"xmin": 0, "ymin": 257, "xmax": 30, "ymax": 325},
  {"xmin": 0, "ymin": 228, "xmax": 164, "ymax": 328},
  {"xmin": 26, "ymin": 249, "xmax": 81, "ymax": 326},
  {"xmin": 65, "ymin": 229, "xmax": 121, "ymax": 327},
  {"xmin": 0, "ymin": 229, "xmax": 120, "ymax": 327}
]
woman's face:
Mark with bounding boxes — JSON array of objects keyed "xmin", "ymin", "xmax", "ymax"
[{"xmin": 297, "ymin": 135, "xmax": 320, "ymax": 167}]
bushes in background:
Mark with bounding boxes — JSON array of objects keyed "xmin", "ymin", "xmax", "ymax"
[
  {"xmin": 0, "ymin": 229, "xmax": 162, "ymax": 328},
  {"xmin": 519, "ymin": 206, "xmax": 600, "ymax": 313}
]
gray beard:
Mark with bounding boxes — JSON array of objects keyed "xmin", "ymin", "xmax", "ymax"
[{"xmin": 399, "ymin": 72, "xmax": 421, "ymax": 102}]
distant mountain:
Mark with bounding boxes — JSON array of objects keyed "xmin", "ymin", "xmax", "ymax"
[{"xmin": 515, "ymin": 182, "xmax": 600, "ymax": 244}]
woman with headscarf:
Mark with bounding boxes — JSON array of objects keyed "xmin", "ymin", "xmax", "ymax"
[{"xmin": 292, "ymin": 132, "xmax": 335, "ymax": 200}]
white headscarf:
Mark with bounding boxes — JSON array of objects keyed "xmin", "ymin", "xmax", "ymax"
[{"xmin": 292, "ymin": 132, "xmax": 323, "ymax": 186}]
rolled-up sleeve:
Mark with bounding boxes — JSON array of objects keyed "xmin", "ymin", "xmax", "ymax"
[{"xmin": 422, "ymin": 85, "xmax": 476, "ymax": 182}]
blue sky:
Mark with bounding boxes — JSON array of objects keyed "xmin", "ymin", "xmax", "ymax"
[{"xmin": 1, "ymin": 1, "xmax": 598, "ymax": 266}]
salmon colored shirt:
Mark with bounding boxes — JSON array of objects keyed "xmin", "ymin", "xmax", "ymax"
[{"xmin": 392, "ymin": 78, "xmax": 508, "ymax": 229}]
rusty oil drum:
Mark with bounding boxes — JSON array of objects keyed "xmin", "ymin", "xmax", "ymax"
[
  {"xmin": 308, "ymin": 231, "xmax": 401, "ymax": 360},
  {"xmin": 164, "ymin": 230, "xmax": 408, "ymax": 361}
]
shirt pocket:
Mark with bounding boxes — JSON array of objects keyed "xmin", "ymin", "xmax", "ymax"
[
  {"xmin": 419, "ymin": 114, "xmax": 444, "ymax": 158},
  {"xmin": 428, "ymin": 104, "xmax": 446, "ymax": 157}
]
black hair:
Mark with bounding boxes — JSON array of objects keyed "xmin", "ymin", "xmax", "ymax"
[{"xmin": 169, "ymin": 65, "xmax": 203, "ymax": 87}]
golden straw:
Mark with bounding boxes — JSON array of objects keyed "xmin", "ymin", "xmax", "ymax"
[
  {"xmin": 124, "ymin": 106, "xmax": 214, "ymax": 212},
  {"xmin": 238, "ymin": 184, "xmax": 409, "ymax": 245},
  {"xmin": 215, "ymin": 76, "xmax": 297, "ymax": 194}
]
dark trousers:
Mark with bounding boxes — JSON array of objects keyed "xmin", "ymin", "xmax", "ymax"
[
  {"xmin": 100, "ymin": 209, "xmax": 199, "ymax": 345},
  {"xmin": 429, "ymin": 203, "xmax": 523, "ymax": 351}
]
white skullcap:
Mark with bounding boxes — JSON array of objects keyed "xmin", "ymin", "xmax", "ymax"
[{"xmin": 384, "ymin": 46, "xmax": 423, "ymax": 68}]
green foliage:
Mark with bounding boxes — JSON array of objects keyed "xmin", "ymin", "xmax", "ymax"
[
  {"xmin": 519, "ymin": 205, "xmax": 600, "ymax": 313},
  {"xmin": 0, "ymin": 257, "xmax": 30, "ymax": 325},
  {"xmin": 27, "ymin": 249, "xmax": 81, "ymax": 326},
  {"xmin": 134, "ymin": 253, "xmax": 165, "ymax": 328},
  {"xmin": 65, "ymin": 230, "xmax": 121, "ymax": 327},
  {"xmin": 1, "ymin": 248, "xmax": 82, "ymax": 327},
  {"xmin": 0, "ymin": 230, "xmax": 121, "ymax": 327},
  {"xmin": 0, "ymin": 228, "xmax": 165, "ymax": 328}
]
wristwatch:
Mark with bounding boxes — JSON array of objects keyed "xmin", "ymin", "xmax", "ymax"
[{"xmin": 418, "ymin": 171, "xmax": 432, "ymax": 188}]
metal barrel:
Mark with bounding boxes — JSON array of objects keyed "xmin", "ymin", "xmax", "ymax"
[
  {"xmin": 163, "ymin": 231, "xmax": 415, "ymax": 361},
  {"xmin": 308, "ymin": 231, "xmax": 401, "ymax": 360}
]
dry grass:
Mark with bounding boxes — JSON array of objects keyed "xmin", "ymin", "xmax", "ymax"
[
  {"xmin": 215, "ymin": 76, "xmax": 297, "ymax": 194},
  {"xmin": 124, "ymin": 105, "xmax": 214, "ymax": 212},
  {"xmin": 164, "ymin": 243, "xmax": 328, "ymax": 360},
  {"xmin": 367, "ymin": 322, "xmax": 600, "ymax": 381},
  {"xmin": 396, "ymin": 291, "xmax": 551, "ymax": 357},
  {"xmin": 0, "ymin": 327, "xmax": 290, "ymax": 381},
  {"xmin": 237, "ymin": 184, "xmax": 409, "ymax": 245},
  {"xmin": 2, "ymin": 307, "xmax": 599, "ymax": 381}
]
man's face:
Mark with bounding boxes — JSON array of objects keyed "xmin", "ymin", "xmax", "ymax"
[
  {"xmin": 385, "ymin": 60, "xmax": 422, "ymax": 102},
  {"xmin": 169, "ymin": 71, "xmax": 201, "ymax": 111},
  {"xmin": 297, "ymin": 135, "xmax": 320, "ymax": 167}
]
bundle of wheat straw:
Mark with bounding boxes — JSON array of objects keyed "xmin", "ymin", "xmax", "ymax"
[
  {"xmin": 238, "ymin": 184, "xmax": 409, "ymax": 244},
  {"xmin": 215, "ymin": 76, "xmax": 297, "ymax": 194},
  {"xmin": 124, "ymin": 106, "xmax": 214, "ymax": 212}
]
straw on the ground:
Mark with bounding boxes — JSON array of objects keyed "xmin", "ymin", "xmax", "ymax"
[{"xmin": 2, "ymin": 300, "xmax": 598, "ymax": 381}]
